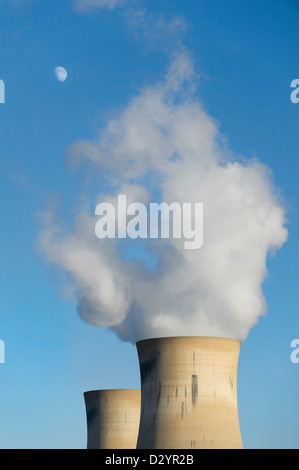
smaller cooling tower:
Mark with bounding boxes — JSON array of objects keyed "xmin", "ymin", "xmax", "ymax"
[
  {"xmin": 136, "ymin": 336, "xmax": 243, "ymax": 449},
  {"xmin": 84, "ymin": 389, "xmax": 141, "ymax": 449}
]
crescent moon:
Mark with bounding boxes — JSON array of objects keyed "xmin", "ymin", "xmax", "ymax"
[{"xmin": 55, "ymin": 66, "xmax": 68, "ymax": 82}]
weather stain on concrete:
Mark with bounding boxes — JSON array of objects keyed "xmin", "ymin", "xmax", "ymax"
[
  {"xmin": 140, "ymin": 352, "xmax": 160, "ymax": 383},
  {"xmin": 157, "ymin": 382, "xmax": 162, "ymax": 404},
  {"xmin": 192, "ymin": 375, "xmax": 198, "ymax": 405}
]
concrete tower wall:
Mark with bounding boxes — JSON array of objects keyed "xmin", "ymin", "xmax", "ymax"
[
  {"xmin": 136, "ymin": 336, "xmax": 243, "ymax": 449},
  {"xmin": 84, "ymin": 389, "xmax": 141, "ymax": 449}
]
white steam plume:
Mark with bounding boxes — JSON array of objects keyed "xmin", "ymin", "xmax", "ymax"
[
  {"xmin": 37, "ymin": 49, "xmax": 288, "ymax": 343},
  {"xmin": 72, "ymin": 0, "xmax": 122, "ymax": 14}
]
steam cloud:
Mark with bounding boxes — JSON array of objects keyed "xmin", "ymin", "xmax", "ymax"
[
  {"xmin": 37, "ymin": 50, "xmax": 288, "ymax": 343},
  {"xmin": 72, "ymin": 0, "xmax": 122, "ymax": 13}
]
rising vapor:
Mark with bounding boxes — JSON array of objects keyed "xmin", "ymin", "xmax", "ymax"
[
  {"xmin": 37, "ymin": 49, "xmax": 288, "ymax": 343},
  {"xmin": 72, "ymin": 0, "xmax": 122, "ymax": 13}
]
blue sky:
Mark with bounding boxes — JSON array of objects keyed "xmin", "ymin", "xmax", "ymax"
[{"xmin": 0, "ymin": 0, "xmax": 299, "ymax": 449}]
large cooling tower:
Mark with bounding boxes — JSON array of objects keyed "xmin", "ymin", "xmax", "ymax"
[
  {"xmin": 136, "ymin": 336, "xmax": 243, "ymax": 449},
  {"xmin": 84, "ymin": 389, "xmax": 141, "ymax": 449}
]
